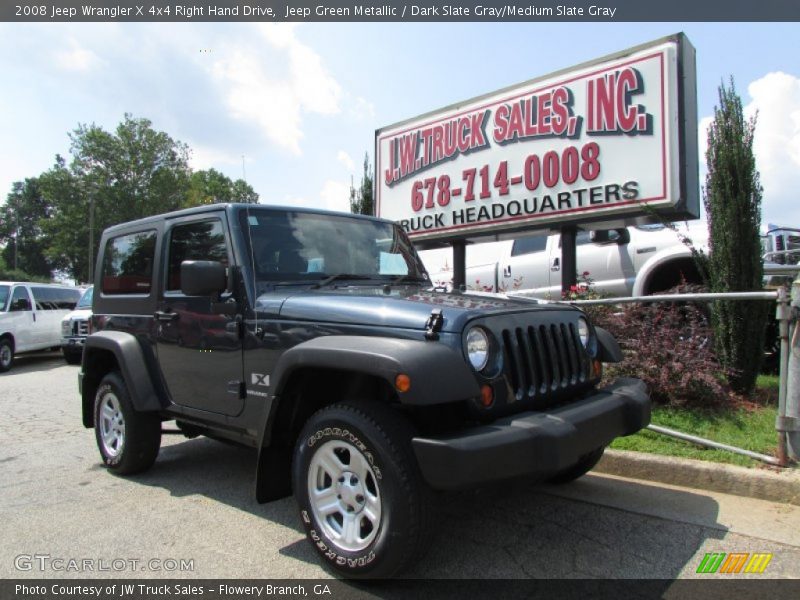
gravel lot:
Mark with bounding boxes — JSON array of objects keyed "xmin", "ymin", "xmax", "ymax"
[{"xmin": 1, "ymin": 352, "xmax": 799, "ymax": 583}]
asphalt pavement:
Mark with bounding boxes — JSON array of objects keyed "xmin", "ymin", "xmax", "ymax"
[{"xmin": 1, "ymin": 352, "xmax": 799, "ymax": 582}]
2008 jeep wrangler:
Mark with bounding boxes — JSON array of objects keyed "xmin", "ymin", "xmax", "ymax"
[{"xmin": 80, "ymin": 203, "xmax": 650, "ymax": 578}]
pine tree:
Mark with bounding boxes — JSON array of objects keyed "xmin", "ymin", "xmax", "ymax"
[
  {"xmin": 349, "ymin": 153, "xmax": 374, "ymax": 215},
  {"xmin": 704, "ymin": 78, "xmax": 767, "ymax": 394}
]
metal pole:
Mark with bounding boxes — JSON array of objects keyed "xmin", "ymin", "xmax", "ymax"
[
  {"xmin": 782, "ymin": 275, "xmax": 800, "ymax": 461},
  {"xmin": 561, "ymin": 225, "xmax": 577, "ymax": 295},
  {"xmin": 13, "ymin": 205, "xmax": 18, "ymax": 271},
  {"xmin": 452, "ymin": 240, "xmax": 466, "ymax": 291},
  {"xmin": 647, "ymin": 424, "xmax": 783, "ymax": 466},
  {"xmin": 88, "ymin": 192, "xmax": 94, "ymax": 284},
  {"xmin": 776, "ymin": 287, "xmax": 791, "ymax": 465},
  {"xmin": 542, "ymin": 291, "xmax": 779, "ymax": 305}
]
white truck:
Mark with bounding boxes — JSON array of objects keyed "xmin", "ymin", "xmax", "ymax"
[
  {"xmin": 428, "ymin": 223, "xmax": 800, "ymax": 298},
  {"xmin": 0, "ymin": 282, "xmax": 82, "ymax": 372},
  {"xmin": 429, "ymin": 222, "xmax": 709, "ymax": 298}
]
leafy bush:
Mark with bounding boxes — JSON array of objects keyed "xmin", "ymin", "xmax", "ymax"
[{"xmin": 590, "ymin": 288, "xmax": 730, "ymax": 408}]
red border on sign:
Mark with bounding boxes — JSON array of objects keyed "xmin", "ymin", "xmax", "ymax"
[{"xmin": 376, "ymin": 50, "xmax": 669, "ymax": 236}]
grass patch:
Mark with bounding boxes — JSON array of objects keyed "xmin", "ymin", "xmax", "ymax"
[{"xmin": 610, "ymin": 379, "xmax": 779, "ymax": 468}]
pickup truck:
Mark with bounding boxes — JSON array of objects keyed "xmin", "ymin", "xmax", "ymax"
[{"xmin": 430, "ymin": 222, "xmax": 710, "ymax": 298}]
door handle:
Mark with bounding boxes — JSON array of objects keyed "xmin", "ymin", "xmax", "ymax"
[
  {"xmin": 551, "ymin": 257, "xmax": 560, "ymax": 271},
  {"xmin": 503, "ymin": 265, "xmax": 511, "ymax": 278},
  {"xmin": 154, "ymin": 310, "xmax": 179, "ymax": 322}
]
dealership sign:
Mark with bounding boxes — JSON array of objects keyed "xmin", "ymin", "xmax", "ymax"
[{"xmin": 375, "ymin": 34, "xmax": 698, "ymax": 245}]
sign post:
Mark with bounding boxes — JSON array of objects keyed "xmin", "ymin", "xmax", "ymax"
[{"xmin": 376, "ymin": 33, "xmax": 698, "ymax": 292}]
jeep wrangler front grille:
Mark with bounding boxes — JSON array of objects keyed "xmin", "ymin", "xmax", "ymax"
[{"xmin": 501, "ymin": 323, "xmax": 589, "ymax": 401}]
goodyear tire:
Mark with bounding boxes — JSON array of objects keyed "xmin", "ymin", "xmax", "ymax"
[
  {"xmin": 94, "ymin": 371, "xmax": 161, "ymax": 475},
  {"xmin": 293, "ymin": 400, "xmax": 434, "ymax": 579},
  {"xmin": 548, "ymin": 447, "xmax": 605, "ymax": 484}
]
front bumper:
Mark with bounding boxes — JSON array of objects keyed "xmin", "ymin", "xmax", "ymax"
[
  {"xmin": 62, "ymin": 336, "xmax": 87, "ymax": 349},
  {"xmin": 412, "ymin": 377, "xmax": 650, "ymax": 490}
]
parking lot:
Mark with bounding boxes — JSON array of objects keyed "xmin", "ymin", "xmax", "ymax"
[{"xmin": 2, "ymin": 353, "xmax": 800, "ymax": 582}]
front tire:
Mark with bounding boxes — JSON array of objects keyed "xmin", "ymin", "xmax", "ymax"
[
  {"xmin": 94, "ymin": 371, "xmax": 161, "ymax": 475},
  {"xmin": 0, "ymin": 338, "xmax": 13, "ymax": 373},
  {"xmin": 292, "ymin": 400, "xmax": 434, "ymax": 579}
]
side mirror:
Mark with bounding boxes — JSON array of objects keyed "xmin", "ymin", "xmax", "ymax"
[
  {"xmin": 590, "ymin": 229, "xmax": 630, "ymax": 245},
  {"xmin": 589, "ymin": 230, "xmax": 612, "ymax": 244},
  {"xmin": 181, "ymin": 260, "xmax": 227, "ymax": 296}
]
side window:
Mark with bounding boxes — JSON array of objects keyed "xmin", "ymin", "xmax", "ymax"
[
  {"xmin": 101, "ymin": 230, "xmax": 157, "ymax": 295},
  {"xmin": 9, "ymin": 287, "xmax": 32, "ymax": 312},
  {"xmin": 167, "ymin": 220, "xmax": 228, "ymax": 292},
  {"xmin": 511, "ymin": 235, "xmax": 548, "ymax": 257},
  {"xmin": 31, "ymin": 287, "xmax": 58, "ymax": 310},
  {"xmin": 62, "ymin": 288, "xmax": 81, "ymax": 309},
  {"xmin": 557, "ymin": 231, "xmax": 593, "ymax": 248}
]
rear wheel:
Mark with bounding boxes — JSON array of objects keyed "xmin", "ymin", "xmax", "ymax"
[
  {"xmin": 548, "ymin": 447, "xmax": 605, "ymax": 484},
  {"xmin": 293, "ymin": 400, "xmax": 434, "ymax": 579},
  {"xmin": 94, "ymin": 371, "xmax": 161, "ymax": 475},
  {"xmin": 0, "ymin": 338, "xmax": 13, "ymax": 373}
]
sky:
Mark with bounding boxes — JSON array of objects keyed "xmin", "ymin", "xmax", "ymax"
[{"xmin": 0, "ymin": 21, "xmax": 798, "ymax": 272}]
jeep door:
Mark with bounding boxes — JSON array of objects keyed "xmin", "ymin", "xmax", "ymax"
[{"xmin": 155, "ymin": 215, "xmax": 244, "ymax": 416}]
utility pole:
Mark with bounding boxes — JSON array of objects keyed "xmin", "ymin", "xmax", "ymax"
[
  {"xmin": 13, "ymin": 200, "xmax": 18, "ymax": 271},
  {"xmin": 87, "ymin": 189, "xmax": 95, "ymax": 284}
]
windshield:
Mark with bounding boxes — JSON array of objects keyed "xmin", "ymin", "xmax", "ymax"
[
  {"xmin": 239, "ymin": 208, "xmax": 429, "ymax": 287},
  {"xmin": 0, "ymin": 285, "xmax": 9, "ymax": 311},
  {"xmin": 76, "ymin": 286, "xmax": 94, "ymax": 309}
]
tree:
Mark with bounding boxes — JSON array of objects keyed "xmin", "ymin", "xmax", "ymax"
[
  {"xmin": 43, "ymin": 115, "xmax": 193, "ymax": 281},
  {"xmin": 0, "ymin": 178, "xmax": 53, "ymax": 278},
  {"xmin": 704, "ymin": 78, "xmax": 767, "ymax": 394},
  {"xmin": 349, "ymin": 153, "xmax": 374, "ymax": 215},
  {"xmin": 0, "ymin": 114, "xmax": 261, "ymax": 282},
  {"xmin": 38, "ymin": 156, "xmax": 92, "ymax": 282},
  {"xmin": 185, "ymin": 169, "xmax": 259, "ymax": 207}
]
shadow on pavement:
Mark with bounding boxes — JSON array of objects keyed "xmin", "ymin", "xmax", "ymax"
[
  {"xmin": 132, "ymin": 436, "xmax": 726, "ymax": 580},
  {"xmin": 2, "ymin": 351, "xmax": 66, "ymax": 375}
]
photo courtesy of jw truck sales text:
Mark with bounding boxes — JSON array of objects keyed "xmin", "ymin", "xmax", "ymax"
[{"xmin": 376, "ymin": 34, "xmax": 699, "ymax": 246}]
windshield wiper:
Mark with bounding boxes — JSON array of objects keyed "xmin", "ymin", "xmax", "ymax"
[
  {"xmin": 388, "ymin": 274, "xmax": 429, "ymax": 286},
  {"xmin": 311, "ymin": 274, "xmax": 373, "ymax": 289}
]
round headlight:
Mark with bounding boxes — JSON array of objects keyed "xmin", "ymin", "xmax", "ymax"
[
  {"xmin": 465, "ymin": 327, "xmax": 490, "ymax": 371},
  {"xmin": 577, "ymin": 317, "xmax": 591, "ymax": 347}
]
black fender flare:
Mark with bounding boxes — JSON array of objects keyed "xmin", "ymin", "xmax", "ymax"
[
  {"xmin": 595, "ymin": 326, "xmax": 623, "ymax": 363},
  {"xmin": 270, "ymin": 335, "xmax": 480, "ymax": 408},
  {"xmin": 82, "ymin": 331, "xmax": 163, "ymax": 422},
  {"xmin": 254, "ymin": 335, "xmax": 480, "ymax": 503}
]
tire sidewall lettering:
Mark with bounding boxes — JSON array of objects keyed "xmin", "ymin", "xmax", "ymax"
[{"xmin": 300, "ymin": 423, "xmax": 386, "ymax": 570}]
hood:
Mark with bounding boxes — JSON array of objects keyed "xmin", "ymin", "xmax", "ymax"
[
  {"xmin": 63, "ymin": 309, "xmax": 92, "ymax": 321},
  {"xmin": 256, "ymin": 286, "xmax": 576, "ymax": 332}
]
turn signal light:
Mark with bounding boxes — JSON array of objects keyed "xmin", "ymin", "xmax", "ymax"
[
  {"xmin": 395, "ymin": 374, "xmax": 411, "ymax": 393},
  {"xmin": 480, "ymin": 384, "xmax": 494, "ymax": 407},
  {"xmin": 592, "ymin": 359, "xmax": 603, "ymax": 379}
]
